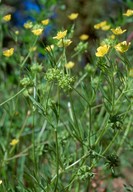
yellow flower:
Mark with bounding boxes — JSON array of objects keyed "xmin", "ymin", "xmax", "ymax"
[
  {"xmin": 10, "ymin": 139, "xmax": 19, "ymax": 146},
  {"xmin": 68, "ymin": 13, "xmax": 79, "ymax": 20},
  {"xmin": 96, "ymin": 44, "xmax": 110, "ymax": 57},
  {"xmin": 15, "ymin": 30, "xmax": 19, "ymax": 35},
  {"xmin": 94, "ymin": 21, "xmax": 107, "ymax": 29},
  {"xmin": 101, "ymin": 24, "xmax": 111, "ymax": 31},
  {"xmin": 53, "ymin": 30, "xmax": 67, "ymax": 40},
  {"xmin": 3, "ymin": 14, "xmax": 11, "ymax": 21},
  {"xmin": 31, "ymin": 28, "xmax": 43, "ymax": 36},
  {"xmin": 24, "ymin": 21, "xmax": 33, "ymax": 29},
  {"xmin": 111, "ymin": 26, "xmax": 126, "ymax": 35},
  {"xmin": 0, "ymin": 180, "xmax": 2, "ymax": 185},
  {"xmin": 129, "ymin": 68, "xmax": 133, "ymax": 77},
  {"xmin": 79, "ymin": 34, "xmax": 89, "ymax": 41},
  {"xmin": 114, "ymin": 41, "xmax": 131, "ymax": 53},
  {"xmin": 65, "ymin": 61, "xmax": 75, "ymax": 69},
  {"xmin": 3, "ymin": 48, "xmax": 14, "ymax": 57},
  {"xmin": 41, "ymin": 19, "xmax": 49, "ymax": 25},
  {"xmin": 123, "ymin": 9, "xmax": 133, "ymax": 17},
  {"xmin": 45, "ymin": 45, "xmax": 54, "ymax": 52},
  {"xmin": 57, "ymin": 39, "xmax": 72, "ymax": 47}
]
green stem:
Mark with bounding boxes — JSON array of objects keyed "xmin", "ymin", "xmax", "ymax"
[
  {"xmin": 117, "ymin": 115, "xmax": 132, "ymax": 155},
  {"xmin": 44, "ymin": 152, "xmax": 90, "ymax": 190},
  {"xmin": 20, "ymin": 36, "xmax": 38, "ymax": 67},
  {"xmin": 102, "ymin": 131, "xmax": 119, "ymax": 156},
  {"xmin": 0, "ymin": 88, "xmax": 25, "ymax": 107},
  {"xmin": 89, "ymin": 106, "xmax": 92, "ymax": 148},
  {"xmin": 54, "ymin": 129, "xmax": 59, "ymax": 192}
]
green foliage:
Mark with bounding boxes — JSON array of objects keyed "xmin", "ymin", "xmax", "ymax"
[{"xmin": 0, "ymin": 0, "xmax": 133, "ymax": 191}]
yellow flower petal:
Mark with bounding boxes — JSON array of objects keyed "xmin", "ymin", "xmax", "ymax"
[
  {"xmin": 10, "ymin": 139, "xmax": 19, "ymax": 146},
  {"xmin": 31, "ymin": 28, "xmax": 43, "ymax": 36},
  {"xmin": 45, "ymin": 45, "xmax": 54, "ymax": 52},
  {"xmin": 24, "ymin": 21, "xmax": 33, "ymax": 29},
  {"xmin": 68, "ymin": 13, "xmax": 79, "ymax": 20},
  {"xmin": 94, "ymin": 21, "xmax": 107, "ymax": 29},
  {"xmin": 101, "ymin": 24, "xmax": 111, "ymax": 31},
  {"xmin": 0, "ymin": 180, "xmax": 2, "ymax": 185},
  {"xmin": 65, "ymin": 61, "xmax": 75, "ymax": 69},
  {"xmin": 96, "ymin": 44, "xmax": 110, "ymax": 57},
  {"xmin": 114, "ymin": 41, "xmax": 131, "ymax": 53},
  {"xmin": 15, "ymin": 30, "xmax": 19, "ymax": 35},
  {"xmin": 53, "ymin": 30, "xmax": 67, "ymax": 40},
  {"xmin": 41, "ymin": 19, "xmax": 49, "ymax": 25},
  {"xmin": 79, "ymin": 34, "xmax": 89, "ymax": 41},
  {"xmin": 111, "ymin": 27, "xmax": 126, "ymax": 35},
  {"xmin": 3, "ymin": 48, "xmax": 14, "ymax": 57},
  {"xmin": 3, "ymin": 14, "xmax": 11, "ymax": 21},
  {"xmin": 57, "ymin": 39, "xmax": 72, "ymax": 47},
  {"xmin": 123, "ymin": 9, "xmax": 133, "ymax": 17}
]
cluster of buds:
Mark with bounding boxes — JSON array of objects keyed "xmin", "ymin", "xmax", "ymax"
[{"xmin": 45, "ymin": 68, "xmax": 74, "ymax": 91}]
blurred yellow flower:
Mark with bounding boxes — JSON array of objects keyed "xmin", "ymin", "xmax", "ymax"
[
  {"xmin": 101, "ymin": 24, "xmax": 111, "ymax": 31},
  {"xmin": 114, "ymin": 41, "xmax": 131, "ymax": 53},
  {"xmin": 57, "ymin": 39, "xmax": 72, "ymax": 47},
  {"xmin": 96, "ymin": 44, "xmax": 110, "ymax": 57},
  {"xmin": 10, "ymin": 139, "xmax": 19, "ymax": 146},
  {"xmin": 129, "ymin": 68, "xmax": 133, "ymax": 77},
  {"xmin": 65, "ymin": 61, "xmax": 75, "ymax": 69},
  {"xmin": 111, "ymin": 26, "xmax": 126, "ymax": 35},
  {"xmin": 94, "ymin": 21, "xmax": 107, "ymax": 29},
  {"xmin": 24, "ymin": 21, "xmax": 33, "ymax": 29},
  {"xmin": 41, "ymin": 19, "xmax": 49, "ymax": 25},
  {"xmin": 53, "ymin": 30, "xmax": 67, "ymax": 40},
  {"xmin": 31, "ymin": 28, "xmax": 43, "ymax": 36},
  {"xmin": 45, "ymin": 45, "xmax": 54, "ymax": 52},
  {"xmin": 0, "ymin": 180, "xmax": 2, "ymax": 185},
  {"xmin": 79, "ymin": 34, "xmax": 89, "ymax": 41},
  {"xmin": 3, "ymin": 48, "xmax": 14, "ymax": 57},
  {"xmin": 123, "ymin": 9, "xmax": 133, "ymax": 17},
  {"xmin": 68, "ymin": 13, "xmax": 79, "ymax": 20},
  {"xmin": 15, "ymin": 30, "xmax": 19, "ymax": 35},
  {"xmin": 3, "ymin": 14, "xmax": 11, "ymax": 21}
]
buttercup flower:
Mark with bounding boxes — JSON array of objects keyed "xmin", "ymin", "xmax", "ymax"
[
  {"xmin": 65, "ymin": 61, "xmax": 75, "ymax": 69},
  {"xmin": 94, "ymin": 21, "xmax": 107, "ymax": 29},
  {"xmin": 45, "ymin": 45, "xmax": 54, "ymax": 52},
  {"xmin": 0, "ymin": 180, "xmax": 2, "ymax": 185},
  {"xmin": 10, "ymin": 139, "xmax": 19, "ymax": 146},
  {"xmin": 3, "ymin": 48, "xmax": 14, "ymax": 57},
  {"xmin": 31, "ymin": 28, "xmax": 43, "ymax": 36},
  {"xmin": 111, "ymin": 27, "xmax": 126, "ymax": 35},
  {"xmin": 123, "ymin": 9, "xmax": 133, "ymax": 17},
  {"xmin": 53, "ymin": 30, "xmax": 67, "ymax": 40},
  {"xmin": 114, "ymin": 41, "xmax": 131, "ymax": 53},
  {"xmin": 41, "ymin": 19, "xmax": 49, "ymax": 25},
  {"xmin": 79, "ymin": 34, "xmax": 89, "ymax": 41},
  {"xmin": 24, "ymin": 21, "xmax": 33, "ymax": 29},
  {"xmin": 57, "ymin": 39, "xmax": 72, "ymax": 47},
  {"xmin": 101, "ymin": 24, "xmax": 110, "ymax": 31},
  {"xmin": 68, "ymin": 13, "xmax": 79, "ymax": 20},
  {"xmin": 96, "ymin": 44, "xmax": 110, "ymax": 57},
  {"xmin": 3, "ymin": 14, "xmax": 11, "ymax": 21}
]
